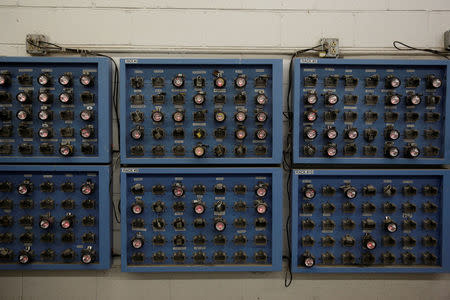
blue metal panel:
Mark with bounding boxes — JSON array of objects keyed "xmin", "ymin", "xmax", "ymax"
[
  {"xmin": 119, "ymin": 59, "xmax": 282, "ymax": 165},
  {"xmin": 292, "ymin": 58, "xmax": 450, "ymax": 164},
  {"xmin": 0, "ymin": 56, "xmax": 111, "ymax": 163},
  {"xmin": 291, "ymin": 169, "xmax": 450, "ymax": 273},
  {"xmin": 0, "ymin": 165, "xmax": 111, "ymax": 270},
  {"xmin": 121, "ymin": 167, "xmax": 282, "ymax": 272}
]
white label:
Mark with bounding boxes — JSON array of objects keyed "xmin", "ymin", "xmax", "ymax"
[
  {"xmin": 300, "ymin": 58, "xmax": 318, "ymax": 64},
  {"xmin": 295, "ymin": 170, "xmax": 314, "ymax": 175}
]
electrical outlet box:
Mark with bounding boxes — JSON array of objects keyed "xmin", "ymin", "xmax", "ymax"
[
  {"xmin": 25, "ymin": 34, "xmax": 48, "ymax": 56},
  {"xmin": 319, "ymin": 38, "xmax": 340, "ymax": 58}
]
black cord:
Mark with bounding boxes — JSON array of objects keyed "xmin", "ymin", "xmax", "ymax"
[
  {"xmin": 283, "ymin": 45, "xmax": 321, "ymax": 287},
  {"xmin": 96, "ymin": 53, "xmax": 121, "ymax": 150},
  {"xmin": 393, "ymin": 41, "xmax": 449, "ymax": 60},
  {"xmin": 284, "ymin": 173, "xmax": 293, "ymax": 287},
  {"xmin": 112, "ymin": 250, "xmax": 121, "ymax": 257},
  {"xmin": 111, "ymin": 154, "xmax": 121, "ymax": 224}
]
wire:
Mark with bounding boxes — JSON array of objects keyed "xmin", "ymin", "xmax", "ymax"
[
  {"xmin": 112, "ymin": 251, "xmax": 121, "ymax": 257},
  {"xmin": 282, "ymin": 45, "xmax": 320, "ymax": 287},
  {"xmin": 111, "ymin": 154, "xmax": 121, "ymax": 224},
  {"xmin": 96, "ymin": 53, "xmax": 121, "ymax": 151},
  {"xmin": 393, "ymin": 41, "xmax": 449, "ymax": 60}
]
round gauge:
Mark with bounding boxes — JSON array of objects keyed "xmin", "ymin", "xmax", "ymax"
[
  {"xmin": 38, "ymin": 110, "xmax": 50, "ymax": 121},
  {"xmin": 304, "ymin": 257, "xmax": 315, "ymax": 268},
  {"xmin": 194, "ymin": 93, "xmax": 205, "ymax": 105},
  {"xmin": 214, "ymin": 220, "xmax": 226, "ymax": 231},
  {"xmin": 215, "ymin": 77, "xmax": 226, "ymax": 88},
  {"xmin": 38, "ymin": 92, "xmax": 50, "ymax": 103},
  {"xmin": 432, "ymin": 78, "xmax": 442, "ymax": 88},
  {"xmin": 59, "ymin": 75, "xmax": 71, "ymax": 86},
  {"xmin": 80, "ymin": 128, "xmax": 92, "ymax": 138},
  {"xmin": 256, "ymin": 203, "xmax": 267, "ymax": 214},
  {"xmin": 408, "ymin": 146, "xmax": 420, "ymax": 158},
  {"xmin": 256, "ymin": 187, "xmax": 267, "ymax": 197},
  {"xmin": 256, "ymin": 93, "xmax": 267, "ymax": 105},
  {"xmin": 16, "ymin": 92, "xmax": 28, "ymax": 103},
  {"xmin": 16, "ymin": 110, "xmax": 28, "ymax": 120},
  {"xmin": 345, "ymin": 188, "xmax": 357, "ymax": 199},
  {"xmin": 347, "ymin": 129, "xmax": 358, "ymax": 140},
  {"xmin": 131, "ymin": 203, "xmax": 143, "ymax": 215},
  {"xmin": 235, "ymin": 77, "xmax": 246, "ymax": 88},
  {"xmin": 388, "ymin": 147, "xmax": 399, "ymax": 158},
  {"xmin": 59, "ymin": 93, "xmax": 71, "ymax": 103},
  {"xmin": 235, "ymin": 111, "xmax": 246, "ymax": 122},
  {"xmin": 305, "ymin": 128, "xmax": 317, "ymax": 140},
  {"xmin": 389, "ymin": 95, "xmax": 400, "ymax": 105},
  {"xmin": 256, "ymin": 112, "xmax": 267, "ymax": 122},
  {"xmin": 304, "ymin": 188, "xmax": 315, "ymax": 199},
  {"xmin": 60, "ymin": 219, "xmax": 71, "ymax": 229},
  {"xmin": 82, "ymin": 254, "xmax": 93, "ymax": 264},
  {"xmin": 215, "ymin": 111, "xmax": 226, "ymax": 122},
  {"xmin": 152, "ymin": 111, "xmax": 163, "ymax": 122},
  {"xmin": 256, "ymin": 129, "xmax": 267, "ymax": 140},
  {"xmin": 235, "ymin": 129, "xmax": 246, "ymax": 140},
  {"xmin": 306, "ymin": 94, "xmax": 318, "ymax": 105},
  {"xmin": 173, "ymin": 111, "xmax": 184, "ymax": 122},
  {"xmin": 38, "ymin": 128, "xmax": 50, "ymax": 138},
  {"xmin": 194, "ymin": 146, "xmax": 205, "ymax": 157},
  {"xmin": 410, "ymin": 95, "xmax": 421, "ymax": 105},
  {"xmin": 132, "ymin": 238, "xmax": 143, "ymax": 249},
  {"xmin": 40, "ymin": 219, "xmax": 50, "ymax": 229},
  {"xmin": 81, "ymin": 184, "xmax": 92, "ymax": 195},
  {"xmin": 80, "ymin": 74, "xmax": 92, "ymax": 86},
  {"xmin": 38, "ymin": 74, "xmax": 50, "ymax": 86},
  {"xmin": 172, "ymin": 75, "xmax": 184, "ymax": 88},
  {"xmin": 326, "ymin": 128, "xmax": 337, "ymax": 140},
  {"xmin": 326, "ymin": 146, "xmax": 337, "ymax": 157},
  {"xmin": 80, "ymin": 110, "xmax": 93, "ymax": 121},
  {"xmin": 194, "ymin": 203, "xmax": 205, "ymax": 214},
  {"xmin": 388, "ymin": 129, "xmax": 400, "ymax": 140},
  {"xmin": 326, "ymin": 94, "xmax": 338, "ymax": 105}
]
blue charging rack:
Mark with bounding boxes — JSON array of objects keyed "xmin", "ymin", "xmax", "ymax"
[
  {"xmin": 0, "ymin": 165, "xmax": 111, "ymax": 270},
  {"xmin": 121, "ymin": 167, "xmax": 282, "ymax": 272},
  {"xmin": 293, "ymin": 58, "xmax": 450, "ymax": 164},
  {"xmin": 0, "ymin": 56, "xmax": 111, "ymax": 163},
  {"xmin": 291, "ymin": 169, "xmax": 450, "ymax": 273},
  {"xmin": 120, "ymin": 59, "xmax": 282, "ymax": 165}
]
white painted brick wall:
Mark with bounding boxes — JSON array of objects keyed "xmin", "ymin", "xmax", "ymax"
[
  {"xmin": 0, "ymin": 2, "xmax": 450, "ymax": 300},
  {"xmin": 0, "ymin": 1, "xmax": 448, "ymax": 52}
]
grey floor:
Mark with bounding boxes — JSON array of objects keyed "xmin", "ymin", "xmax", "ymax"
[{"xmin": 1, "ymin": 258, "xmax": 450, "ymax": 300}]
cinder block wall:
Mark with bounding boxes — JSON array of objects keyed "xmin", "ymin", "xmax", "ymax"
[{"xmin": 0, "ymin": 1, "xmax": 450, "ymax": 299}]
